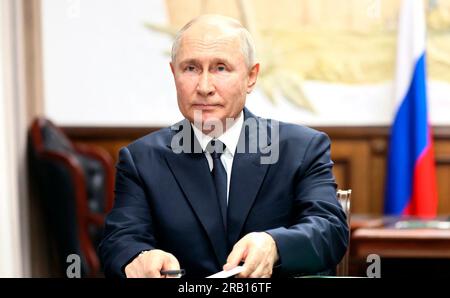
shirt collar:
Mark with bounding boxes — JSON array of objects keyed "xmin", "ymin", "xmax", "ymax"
[{"xmin": 191, "ymin": 111, "xmax": 244, "ymax": 157}]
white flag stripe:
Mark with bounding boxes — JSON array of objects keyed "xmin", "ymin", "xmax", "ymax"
[{"xmin": 393, "ymin": 0, "xmax": 426, "ymax": 110}]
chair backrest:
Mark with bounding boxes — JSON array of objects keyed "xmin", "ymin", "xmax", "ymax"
[
  {"xmin": 335, "ymin": 189, "xmax": 352, "ymax": 276},
  {"xmin": 28, "ymin": 118, "xmax": 113, "ymax": 277}
]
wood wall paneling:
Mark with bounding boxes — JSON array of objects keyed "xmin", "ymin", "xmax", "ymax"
[
  {"xmin": 435, "ymin": 139, "xmax": 450, "ymax": 214},
  {"xmin": 63, "ymin": 126, "xmax": 450, "ymax": 216}
]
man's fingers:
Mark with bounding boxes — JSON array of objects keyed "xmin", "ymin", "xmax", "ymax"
[
  {"xmin": 224, "ymin": 242, "xmax": 248, "ymax": 271},
  {"xmin": 125, "ymin": 266, "xmax": 136, "ymax": 278},
  {"xmin": 249, "ymin": 260, "xmax": 272, "ymax": 278},
  {"xmin": 234, "ymin": 232, "xmax": 277, "ymax": 278},
  {"xmin": 237, "ymin": 249, "xmax": 260, "ymax": 277},
  {"xmin": 163, "ymin": 253, "xmax": 180, "ymax": 269},
  {"xmin": 124, "ymin": 249, "xmax": 183, "ymax": 278},
  {"xmin": 143, "ymin": 255, "xmax": 163, "ymax": 277},
  {"xmin": 146, "ymin": 268, "xmax": 162, "ymax": 278},
  {"xmin": 248, "ymin": 262, "xmax": 265, "ymax": 278},
  {"xmin": 161, "ymin": 254, "xmax": 181, "ymax": 278}
]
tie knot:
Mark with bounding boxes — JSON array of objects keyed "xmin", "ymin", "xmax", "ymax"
[{"xmin": 206, "ymin": 139, "xmax": 226, "ymax": 159}]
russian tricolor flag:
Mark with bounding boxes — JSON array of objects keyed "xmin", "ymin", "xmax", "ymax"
[{"xmin": 385, "ymin": 0, "xmax": 438, "ymax": 217}]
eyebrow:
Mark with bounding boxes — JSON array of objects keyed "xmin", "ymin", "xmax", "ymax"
[{"xmin": 179, "ymin": 58, "xmax": 233, "ymax": 67}]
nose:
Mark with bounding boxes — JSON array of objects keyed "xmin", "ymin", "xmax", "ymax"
[{"xmin": 196, "ymin": 72, "xmax": 215, "ymax": 97}]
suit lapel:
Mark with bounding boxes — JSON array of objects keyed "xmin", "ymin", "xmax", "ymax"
[
  {"xmin": 164, "ymin": 120, "xmax": 228, "ymax": 266},
  {"xmin": 227, "ymin": 109, "xmax": 271, "ymax": 246}
]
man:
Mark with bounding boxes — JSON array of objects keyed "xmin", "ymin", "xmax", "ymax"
[{"xmin": 98, "ymin": 15, "xmax": 348, "ymax": 278}]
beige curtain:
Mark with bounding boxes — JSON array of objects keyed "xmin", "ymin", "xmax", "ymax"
[{"xmin": 0, "ymin": 0, "xmax": 46, "ymax": 277}]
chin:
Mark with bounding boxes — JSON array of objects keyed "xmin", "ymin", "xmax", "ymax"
[
  {"xmin": 202, "ymin": 116, "xmax": 224, "ymax": 129},
  {"xmin": 190, "ymin": 110, "xmax": 221, "ymax": 122},
  {"xmin": 192, "ymin": 113, "xmax": 225, "ymax": 133}
]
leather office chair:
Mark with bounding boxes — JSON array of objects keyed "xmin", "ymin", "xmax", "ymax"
[
  {"xmin": 28, "ymin": 118, "xmax": 114, "ymax": 277},
  {"xmin": 335, "ymin": 189, "xmax": 352, "ymax": 276}
]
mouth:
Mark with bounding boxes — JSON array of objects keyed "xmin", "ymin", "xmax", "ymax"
[{"xmin": 191, "ymin": 104, "xmax": 221, "ymax": 111}]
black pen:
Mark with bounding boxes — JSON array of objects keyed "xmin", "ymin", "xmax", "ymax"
[{"xmin": 160, "ymin": 269, "xmax": 185, "ymax": 277}]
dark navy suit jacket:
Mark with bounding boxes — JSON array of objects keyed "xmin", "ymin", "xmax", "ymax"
[{"xmin": 98, "ymin": 108, "xmax": 349, "ymax": 278}]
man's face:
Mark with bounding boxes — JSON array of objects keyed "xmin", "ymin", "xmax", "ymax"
[{"xmin": 170, "ymin": 26, "xmax": 259, "ymax": 133}]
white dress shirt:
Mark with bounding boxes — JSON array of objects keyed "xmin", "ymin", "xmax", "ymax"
[{"xmin": 191, "ymin": 111, "xmax": 244, "ymax": 203}]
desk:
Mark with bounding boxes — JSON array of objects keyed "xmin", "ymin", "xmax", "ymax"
[
  {"xmin": 352, "ymin": 229, "xmax": 450, "ymax": 259},
  {"xmin": 349, "ymin": 215, "xmax": 450, "ymax": 277}
]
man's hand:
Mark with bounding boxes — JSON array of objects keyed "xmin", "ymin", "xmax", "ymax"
[
  {"xmin": 223, "ymin": 232, "xmax": 279, "ymax": 278},
  {"xmin": 124, "ymin": 249, "xmax": 180, "ymax": 278}
]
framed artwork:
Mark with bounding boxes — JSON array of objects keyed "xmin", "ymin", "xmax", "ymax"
[{"xmin": 35, "ymin": 0, "xmax": 450, "ymax": 126}]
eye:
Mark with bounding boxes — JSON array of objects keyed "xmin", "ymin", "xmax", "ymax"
[
  {"xmin": 185, "ymin": 65, "xmax": 196, "ymax": 72},
  {"xmin": 217, "ymin": 65, "xmax": 226, "ymax": 72}
]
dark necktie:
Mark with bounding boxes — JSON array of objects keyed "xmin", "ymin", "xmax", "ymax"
[{"xmin": 206, "ymin": 139, "xmax": 227, "ymax": 229}]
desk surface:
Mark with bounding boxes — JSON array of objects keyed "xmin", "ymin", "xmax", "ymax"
[{"xmin": 350, "ymin": 215, "xmax": 450, "ymax": 259}]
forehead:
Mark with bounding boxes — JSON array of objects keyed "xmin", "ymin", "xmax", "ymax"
[{"xmin": 176, "ymin": 28, "xmax": 245, "ymax": 64}]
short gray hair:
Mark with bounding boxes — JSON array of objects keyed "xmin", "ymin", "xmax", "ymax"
[{"xmin": 171, "ymin": 15, "xmax": 256, "ymax": 69}]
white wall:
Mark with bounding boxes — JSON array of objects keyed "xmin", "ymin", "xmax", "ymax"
[{"xmin": 41, "ymin": 0, "xmax": 450, "ymax": 127}]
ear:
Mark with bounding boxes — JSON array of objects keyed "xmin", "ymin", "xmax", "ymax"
[
  {"xmin": 246, "ymin": 63, "xmax": 260, "ymax": 94},
  {"xmin": 170, "ymin": 62, "xmax": 175, "ymax": 76}
]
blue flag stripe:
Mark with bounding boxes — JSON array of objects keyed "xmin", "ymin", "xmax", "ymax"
[{"xmin": 385, "ymin": 53, "xmax": 429, "ymax": 214}]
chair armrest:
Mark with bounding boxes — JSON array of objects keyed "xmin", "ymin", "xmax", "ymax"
[
  {"xmin": 336, "ymin": 189, "xmax": 352, "ymax": 276},
  {"xmin": 38, "ymin": 150, "xmax": 101, "ymax": 276},
  {"xmin": 87, "ymin": 213, "xmax": 105, "ymax": 227}
]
